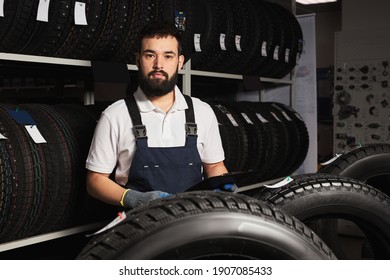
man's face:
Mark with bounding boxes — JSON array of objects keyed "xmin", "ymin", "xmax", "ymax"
[{"xmin": 136, "ymin": 36, "xmax": 184, "ymax": 97}]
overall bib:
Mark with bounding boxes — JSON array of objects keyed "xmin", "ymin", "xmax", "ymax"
[{"xmin": 124, "ymin": 93, "xmax": 203, "ymax": 194}]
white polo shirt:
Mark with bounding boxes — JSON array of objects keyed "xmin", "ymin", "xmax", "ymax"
[{"xmin": 86, "ymin": 86, "xmax": 225, "ymax": 186}]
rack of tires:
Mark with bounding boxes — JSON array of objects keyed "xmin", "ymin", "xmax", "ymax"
[
  {"xmin": 2, "ymin": 100, "xmax": 390, "ymax": 260},
  {"xmin": 0, "ymin": 0, "xmax": 303, "ymax": 78},
  {"xmin": 0, "ymin": 99, "xmax": 309, "ymax": 243}
]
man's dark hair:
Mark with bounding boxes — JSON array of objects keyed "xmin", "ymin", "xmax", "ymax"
[{"xmin": 138, "ymin": 22, "xmax": 183, "ymax": 55}]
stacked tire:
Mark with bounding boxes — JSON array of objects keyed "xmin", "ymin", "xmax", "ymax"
[
  {"xmin": 0, "ymin": 0, "xmax": 302, "ymax": 78},
  {"xmin": 208, "ymin": 101, "xmax": 309, "ymax": 184},
  {"xmin": 77, "ymin": 191, "xmax": 336, "ymax": 260},
  {"xmin": 241, "ymin": 173, "xmax": 390, "ymax": 259},
  {"xmin": 0, "ymin": 103, "xmax": 116, "ymax": 243}
]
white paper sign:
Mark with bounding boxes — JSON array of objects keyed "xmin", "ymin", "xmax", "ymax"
[
  {"xmin": 74, "ymin": 1, "xmax": 88, "ymax": 25},
  {"xmin": 320, "ymin": 153, "xmax": 341, "ymax": 165},
  {"xmin": 36, "ymin": 0, "xmax": 50, "ymax": 22},
  {"xmin": 264, "ymin": 176, "xmax": 293, "ymax": 188},
  {"xmin": 0, "ymin": 132, "xmax": 7, "ymax": 139},
  {"xmin": 25, "ymin": 125, "xmax": 47, "ymax": 143},
  {"xmin": 86, "ymin": 211, "xmax": 126, "ymax": 237},
  {"xmin": 0, "ymin": 0, "xmax": 4, "ymax": 17}
]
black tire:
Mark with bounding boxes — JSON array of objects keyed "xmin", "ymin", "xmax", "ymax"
[
  {"xmin": 318, "ymin": 144, "xmax": 390, "ymax": 196},
  {"xmin": 246, "ymin": 173, "xmax": 390, "ymax": 259},
  {"xmin": 77, "ymin": 191, "xmax": 335, "ymax": 260}
]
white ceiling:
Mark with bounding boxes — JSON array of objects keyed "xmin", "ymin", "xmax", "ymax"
[{"xmin": 267, "ymin": 0, "xmax": 341, "ymax": 15}]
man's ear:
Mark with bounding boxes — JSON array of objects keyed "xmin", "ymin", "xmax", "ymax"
[{"xmin": 178, "ymin": 54, "xmax": 185, "ymax": 69}]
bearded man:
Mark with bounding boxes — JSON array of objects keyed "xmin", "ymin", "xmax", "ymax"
[{"xmin": 85, "ymin": 22, "xmax": 229, "ymax": 209}]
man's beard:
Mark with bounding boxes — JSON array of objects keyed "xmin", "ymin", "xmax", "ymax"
[{"xmin": 139, "ymin": 68, "xmax": 178, "ymax": 98}]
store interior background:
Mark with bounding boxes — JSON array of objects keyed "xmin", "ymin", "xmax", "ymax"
[
  {"xmin": 1, "ymin": 0, "xmax": 390, "ymax": 259},
  {"xmin": 290, "ymin": 0, "xmax": 390, "ymax": 161}
]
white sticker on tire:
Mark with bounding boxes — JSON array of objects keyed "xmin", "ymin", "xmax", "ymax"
[
  {"xmin": 220, "ymin": 33, "xmax": 227, "ymax": 51},
  {"xmin": 37, "ymin": 0, "xmax": 50, "ymax": 22},
  {"xmin": 75, "ymin": 1, "xmax": 88, "ymax": 25},
  {"xmin": 194, "ymin": 34, "xmax": 201, "ymax": 52}
]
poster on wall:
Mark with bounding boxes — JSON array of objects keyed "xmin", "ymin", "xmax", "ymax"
[
  {"xmin": 333, "ymin": 30, "xmax": 390, "ymax": 153},
  {"xmin": 263, "ymin": 14, "xmax": 318, "ymax": 174}
]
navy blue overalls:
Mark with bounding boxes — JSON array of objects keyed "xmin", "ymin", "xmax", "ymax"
[{"xmin": 124, "ymin": 93, "xmax": 203, "ymax": 194}]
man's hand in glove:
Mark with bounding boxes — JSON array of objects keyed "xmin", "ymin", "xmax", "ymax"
[
  {"xmin": 213, "ymin": 183, "xmax": 238, "ymax": 193},
  {"xmin": 121, "ymin": 189, "xmax": 171, "ymax": 208}
]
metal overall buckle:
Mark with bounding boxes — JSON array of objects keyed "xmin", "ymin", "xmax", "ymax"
[
  {"xmin": 185, "ymin": 122, "xmax": 197, "ymax": 136},
  {"xmin": 133, "ymin": 125, "xmax": 147, "ymax": 138}
]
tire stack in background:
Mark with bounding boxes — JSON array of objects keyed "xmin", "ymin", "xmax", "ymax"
[
  {"xmin": 0, "ymin": 0, "xmax": 303, "ymax": 78},
  {"xmin": 0, "ymin": 103, "xmax": 114, "ymax": 243},
  {"xmin": 206, "ymin": 101, "xmax": 309, "ymax": 184}
]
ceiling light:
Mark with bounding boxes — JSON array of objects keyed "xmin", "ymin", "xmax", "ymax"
[{"xmin": 296, "ymin": 0, "xmax": 337, "ymax": 4}]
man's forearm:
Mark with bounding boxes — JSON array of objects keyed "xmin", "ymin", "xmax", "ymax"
[
  {"xmin": 203, "ymin": 161, "xmax": 228, "ymax": 178},
  {"xmin": 86, "ymin": 171, "xmax": 127, "ymax": 206}
]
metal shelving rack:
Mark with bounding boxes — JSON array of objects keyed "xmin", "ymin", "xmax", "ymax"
[{"xmin": 0, "ymin": 51, "xmax": 293, "ymax": 253}]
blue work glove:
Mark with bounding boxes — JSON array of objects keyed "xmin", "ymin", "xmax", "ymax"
[
  {"xmin": 122, "ymin": 189, "xmax": 171, "ymax": 208},
  {"xmin": 213, "ymin": 183, "xmax": 238, "ymax": 193}
]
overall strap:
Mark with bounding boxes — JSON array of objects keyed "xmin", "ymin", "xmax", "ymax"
[
  {"xmin": 183, "ymin": 94, "xmax": 197, "ymax": 137},
  {"xmin": 124, "ymin": 94, "xmax": 147, "ymax": 139}
]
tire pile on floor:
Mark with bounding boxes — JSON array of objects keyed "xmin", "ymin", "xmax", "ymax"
[{"xmin": 0, "ymin": 0, "xmax": 302, "ymax": 78}]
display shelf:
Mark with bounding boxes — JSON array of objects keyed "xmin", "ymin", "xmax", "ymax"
[
  {"xmin": 0, "ymin": 52, "xmax": 295, "ymax": 99},
  {"xmin": 0, "ymin": 222, "xmax": 106, "ymax": 252}
]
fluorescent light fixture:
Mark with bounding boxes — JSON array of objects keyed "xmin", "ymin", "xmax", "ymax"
[{"xmin": 296, "ymin": 0, "xmax": 337, "ymax": 4}]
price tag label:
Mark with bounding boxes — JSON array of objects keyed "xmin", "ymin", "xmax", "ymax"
[
  {"xmin": 219, "ymin": 33, "xmax": 226, "ymax": 51},
  {"xmin": 235, "ymin": 35, "xmax": 242, "ymax": 52},
  {"xmin": 25, "ymin": 125, "xmax": 47, "ymax": 144},
  {"xmin": 273, "ymin": 45, "xmax": 280, "ymax": 60},
  {"xmin": 37, "ymin": 0, "xmax": 50, "ymax": 22},
  {"xmin": 270, "ymin": 112, "xmax": 282, "ymax": 122},
  {"xmin": 241, "ymin": 113, "xmax": 253, "ymax": 124},
  {"xmin": 194, "ymin": 34, "xmax": 201, "ymax": 52},
  {"xmin": 0, "ymin": 0, "xmax": 4, "ymax": 17},
  {"xmin": 281, "ymin": 111, "xmax": 292, "ymax": 121},
  {"xmin": 226, "ymin": 113, "xmax": 239, "ymax": 127},
  {"xmin": 74, "ymin": 1, "xmax": 88, "ymax": 25},
  {"xmin": 261, "ymin": 41, "xmax": 267, "ymax": 57},
  {"xmin": 285, "ymin": 48, "xmax": 290, "ymax": 63},
  {"xmin": 256, "ymin": 113, "xmax": 268, "ymax": 123}
]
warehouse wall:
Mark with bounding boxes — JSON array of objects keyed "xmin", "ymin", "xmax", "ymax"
[
  {"xmin": 342, "ymin": 0, "xmax": 390, "ymax": 30},
  {"xmin": 316, "ymin": 11, "xmax": 341, "ymax": 68}
]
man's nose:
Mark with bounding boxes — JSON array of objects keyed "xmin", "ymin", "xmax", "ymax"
[{"xmin": 153, "ymin": 56, "xmax": 163, "ymax": 69}]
